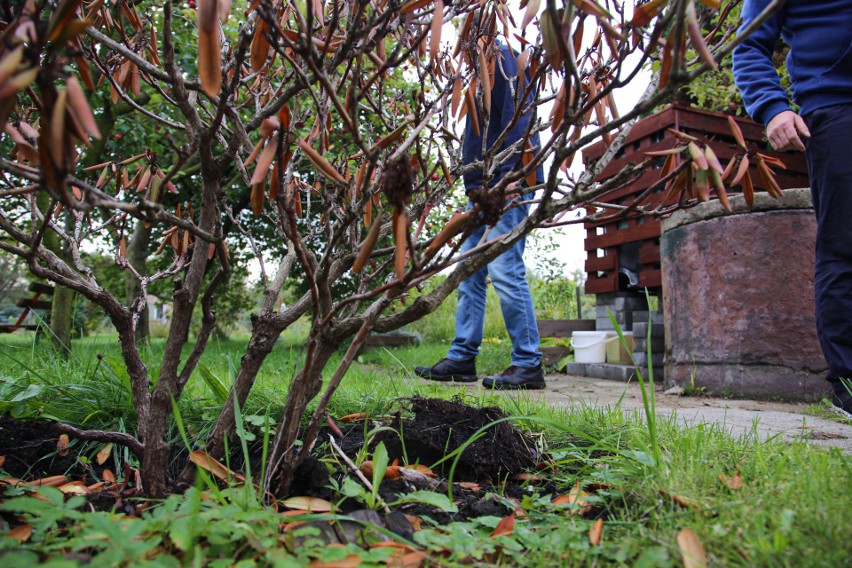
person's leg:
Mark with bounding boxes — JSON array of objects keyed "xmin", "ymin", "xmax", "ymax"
[
  {"xmin": 485, "ymin": 201, "xmax": 542, "ymax": 368},
  {"xmin": 414, "ymin": 216, "xmax": 486, "ymax": 382},
  {"xmin": 446, "ymin": 221, "xmax": 488, "ymax": 362},
  {"xmin": 805, "ymin": 103, "xmax": 852, "ymax": 415}
]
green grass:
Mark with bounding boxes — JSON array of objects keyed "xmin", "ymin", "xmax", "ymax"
[{"xmin": 1, "ymin": 334, "xmax": 851, "ymax": 566}]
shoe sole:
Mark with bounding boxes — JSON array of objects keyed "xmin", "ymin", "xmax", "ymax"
[
  {"xmin": 421, "ymin": 373, "xmax": 479, "ymax": 383},
  {"xmin": 482, "ymin": 379, "xmax": 546, "ymax": 390}
]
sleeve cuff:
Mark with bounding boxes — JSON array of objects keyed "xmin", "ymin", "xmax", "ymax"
[{"xmin": 758, "ymin": 102, "xmax": 793, "ymax": 127}]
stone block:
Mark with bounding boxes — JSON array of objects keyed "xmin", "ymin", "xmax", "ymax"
[
  {"xmin": 634, "ymin": 336, "xmax": 666, "ymax": 353},
  {"xmin": 631, "ymin": 352, "xmax": 665, "ymax": 367},
  {"xmin": 632, "ymin": 322, "xmax": 665, "ymax": 338},
  {"xmin": 564, "ymin": 362, "xmax": 636, "ymax": 382},
  {"xmin": 632, "ymin": 310, "xmax": 664, "ymax": 324}
]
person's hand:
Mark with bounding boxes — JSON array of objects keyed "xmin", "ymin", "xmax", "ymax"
[{"xmin": 766, "ymin": 110, "xmax": 810, "ymax": 152}]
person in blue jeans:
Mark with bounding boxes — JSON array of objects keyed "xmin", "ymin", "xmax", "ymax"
[
  {"xmin": 415, "ymin": 36, "xmax": 545, "ymax": 390},
  {"xmin": 733, "ymin": 0, "xmax": 852, "ymax": 417}
]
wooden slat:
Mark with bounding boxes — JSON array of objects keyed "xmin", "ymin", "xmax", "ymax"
[
  {"xmin": 585, "ymin": 272, "xmax": 619, "ymax": 294},
  {"xmin": 27, "ymin": 282, "xmax": 55, "ymax": 295},
  {"xmin": 639, "ymin": 242, "xmax": 661, "ymax": 264},
  {"xmin": 585, "ymin": 222, "xmax": 660, "ymax": 250},
  {"xmin": 639, "ymin": 268, "xmax": 662, "ymax": 288},
  {"xmin": 16, "ymin": 298, "xmax": 52, "ymax": 310},
  {"xmin": 585, "ymin": 254, "xmax": 616, "ymax": 272},
  {"xmin": 537, "ymin": 319, "xmax": 596, "ymax": 338}
]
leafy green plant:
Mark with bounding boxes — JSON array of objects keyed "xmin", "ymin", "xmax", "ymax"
[{"xmin": 609, "ymin": 294, "xmax": 661, "ymax": 469}]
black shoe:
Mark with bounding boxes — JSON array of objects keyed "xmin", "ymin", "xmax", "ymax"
[
  {"xmin": 830, "ymin": 379, "xmax": 852, "ymax": 419},
  {"xmin": 482, "ymin": 364, "xmax": 545, "ymax": 390},
  {"xmin": 414, "ymin": 357, "xmax": 478, "ymax": 383}
]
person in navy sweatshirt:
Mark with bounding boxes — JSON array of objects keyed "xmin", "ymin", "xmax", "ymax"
[
  {"xmin": 414, "ymin": 32, "xmax": 546, "ymax": 390},
  {"xmin": 733, "ymin": 0, "xmax": 852, "ymax": 417}
]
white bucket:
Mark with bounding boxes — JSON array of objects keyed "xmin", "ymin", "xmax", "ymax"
[{"xmin": 570, "ymin": 331, "xmax": 614, "ymax": 364}]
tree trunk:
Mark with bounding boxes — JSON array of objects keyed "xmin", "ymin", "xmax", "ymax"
[
  {"xmin": 49, "ymin": 286, "xmax": 74, "ymax": 355},
  {"xmin": 266, "ymin": 336, "xmax": 339, "ymax": 496},
  {"xmin": 126, "ymin": 220, "xmax": 152, "ymax": 343}
]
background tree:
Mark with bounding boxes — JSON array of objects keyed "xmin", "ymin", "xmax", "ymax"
[{"xmin": 0, "ymin": 0, "xmax": 786, "ymax": 497}]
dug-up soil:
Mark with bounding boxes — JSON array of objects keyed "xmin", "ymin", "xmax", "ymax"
[{"xmin": 1, "ymin": 397, "xmax": 556, "ymax": 531}]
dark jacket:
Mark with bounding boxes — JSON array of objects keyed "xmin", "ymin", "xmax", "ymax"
[
  {"xmin": 462, "ymin": 42, "xmax": 544, "ymax": 191},
  {"xmin": 732, "ymin": 0, "xmax": 852, "ymax": 125}
]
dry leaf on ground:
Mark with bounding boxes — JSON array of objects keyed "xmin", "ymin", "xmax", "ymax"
[
  {"xmin": 677, "ymin": 528, "xmax": 707, "ymax": 568},
  {"xmin": 589, "ymin": 518, "xmax": 603, "ymax": 546}
]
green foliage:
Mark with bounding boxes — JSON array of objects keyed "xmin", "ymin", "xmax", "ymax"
[
  {"xmin": 2, "ymin": 336, "xmax": 852, "ymax": 565},
  {"xmin": 677, "ymin": 3, "xmax": 793, "ymax": 115}
]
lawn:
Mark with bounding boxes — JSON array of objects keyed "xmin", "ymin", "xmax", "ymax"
[{"xmin": 1, "ymin": 331, "xmax": 850, "ymax": 566}]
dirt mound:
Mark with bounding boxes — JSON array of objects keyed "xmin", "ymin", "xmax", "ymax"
[
  {"xmin": 376, "ymin": 396, "xmax": 536, "ymax": 482},
  {"xmin": 0, "ymin": 415, "xmax": 83, "ymax": 479}
]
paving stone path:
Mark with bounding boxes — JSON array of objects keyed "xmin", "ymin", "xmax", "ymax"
[{"xmin": 495, "ymin": 373, "xmax": 852, "ymax": 453}]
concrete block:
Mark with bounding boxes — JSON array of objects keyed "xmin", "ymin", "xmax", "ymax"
[
  {"xmin": 563, "ymin": 362, "xmax": 665, "ymax": 382},
  {"xmin": 632, "ymin": 352, "xmax": 665, "ymax": 367},
  {"xmin": 564, "ymin": 362, "xmax": 636, "ymax": 382},
  {"xmin": 596, "ymin": 317, "xmax": 615, "ymax": 331},
  {"xmin": 632, "ymin": 310, "xmax": 664, "ymax": 324},
  {"xmin": 632, "ymin": 322, "xmax": 665, "ymax": 338},
  {"xmin": 634, "ymin": 336, "xmax": 666, "ymax": 353}
]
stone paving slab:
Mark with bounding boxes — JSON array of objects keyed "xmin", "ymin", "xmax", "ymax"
[{"xmin": 487, "ymin": 373, "xmax": 852, "ymax": 453}]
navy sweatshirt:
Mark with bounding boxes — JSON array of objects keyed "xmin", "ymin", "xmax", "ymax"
[
  {"xmin": 732, "ymin": 0, "xmax": 852, "ymax": 125},
  {"xmin": 462, "ymin": 42, "xmax": 544, "ymax": 192}
]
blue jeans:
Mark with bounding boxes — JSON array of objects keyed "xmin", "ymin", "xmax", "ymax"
[
  {"xmin": 446, "ymin": 201, "xmax": 541, "ymax": 368},
  {"xmin": 805, "ymin": 104, "xmax": 852, "ymax": 382}
]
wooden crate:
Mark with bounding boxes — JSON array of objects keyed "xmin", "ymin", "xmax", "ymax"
[{"xmin": 580, "ymin": 103, "xmax": 809, "ymax": 295}]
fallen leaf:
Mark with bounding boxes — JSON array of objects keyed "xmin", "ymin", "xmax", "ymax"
[
  {"xmin": 659, "ymin": 490, "xmax": 700, "ymax": 510},
  {"xmin": 57, "ymin": 433, "xmax": 70, "ymax": 456},
  {"xmin": 59, "ymin": 482, "xmax": 89, "ymax": 495},
  {"xmin": 338, "ymin": 412, "xmax": 368, "ymax": 423},
  {"xmin": 511, "ymin": 473, "xmax": 545, "ymax": 483},
  {"xmin": 386, "ymin": 549, "xmax": 427, "ymax": 567},
  {"xmin": 326, "ymin": 415, "xmax": 344, "ymax": 438},
  {"xmin": 189, "ymin": 450, "xmax": 245, "ymax": 484},
  {"xmin": 280, "ymin": 496, "xmax": 334, "ymax": 513},
  {"xmin": 490, "ymin": 512, "xmax": 515, "ymax": 537},
  {"xmin": 96, "ymin": 443, "xmax": 113, "ymax": 465},
  {"xmin": 403, "ymin": 514, "xmax": 422, "ymax": 530},
  {"xmin": 454, "ymin": 481, "xmax": 481, "ymax": 492},
  {"xmin": 553, "ymin": 481, "xmax": 593, "ymax": 516},
  {"xmin": 24, "ymin": 475, "xmax": 69, "ymax": 488},
  {"xmin": 102, "ymin": 469, "xmax": 116, "ymax": 483},
  {"xmin": 0, "ymin": 456, "xmax": 5, "ymax": 468},
  {"xmin": 589, "ymin": 518, "xmax": 603, "ymax": 546},
  {"xmin": 677, "ymin": 528, "xmax": 707, "ymax": 568},
  {"xmin": 6, "ymin": 524, "xmax": 32, "ymax": 543},
  {"xmin": 719, "ymin": 472, "xmax": 743, "ymax": 491}
]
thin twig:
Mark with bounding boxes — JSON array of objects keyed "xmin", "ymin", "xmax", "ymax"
[{"xmin": 327, "ymin": 435, "xmax": 391, "ymax": 514}]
